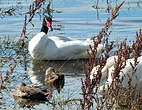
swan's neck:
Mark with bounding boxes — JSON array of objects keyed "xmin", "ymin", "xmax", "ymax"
[{"xmin": 41, "ymin": 25, "xmax": 48, "ymax": 34}]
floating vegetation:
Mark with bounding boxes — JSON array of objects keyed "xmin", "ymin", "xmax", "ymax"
[
  {"xmin": 0, "ymin": 37, "xmax": 30, "ymax": 66},
  {"xmin": 0, "ymin": 36, "xmax": 30, "ymax": 93},
  {"xmin": 0, "ymin": 8, "xmax": 16, "ymax": 17}
]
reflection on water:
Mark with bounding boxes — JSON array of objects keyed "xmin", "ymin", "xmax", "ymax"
[
  {"xmin": 29, "ymin": 60, "xmax": 69, "ymax": 91},
  {"xmin": 23, "ymin": 59, "xmax": 87, "ymax": 107},
  {"xmin": 29, "ymin": 59, "xmax": 87, "ymax": 85},
  {"xmin": 28, "ymin": 59, "xmax": 87, "ymax": 91},
  {"xmin": 13, "ymin": 95, "xmax": 46, "ymax": 108}
]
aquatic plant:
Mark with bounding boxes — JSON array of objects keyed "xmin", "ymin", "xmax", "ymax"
[
  {"xmin": 80, "ymin": 1, "xmax": 125, "ymax": 110},
  {"xmin": 0, "ymin": 64, "xmax": 16, "ymax": 91},
  {"xmin": 20, "ymin": 0, "xmax": 53, "ymax": 43},
  {"xmin": 0, "ymin": 8, "xmax": 16, "ymax": 17},
  {"xmin": 81, "ymin": 1, "xmax": 142, "ymax": 109},
  {"xmin": 0, "ymin": 37, "xmax": 31, "ymax": 92}
]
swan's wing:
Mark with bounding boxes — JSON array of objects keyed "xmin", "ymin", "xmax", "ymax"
[
  {"xmin": 47, "ymin": 36, "xmax": 104, "ymax": 60},
  {"xmin": 59, "ymin": 41, "xmax": 89, "ymax": 58},
  {"xmin": 57, "ymin": 41, "xmax": 103, "ymax": 59},
  {"xmin": 48, "ymin": 36, "xmax": 74, "ymax": 42}
]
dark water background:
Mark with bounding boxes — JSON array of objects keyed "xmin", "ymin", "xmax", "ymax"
[{"xmin": 0, "ymin": 0, "xmax": 142, "ymax": 109}]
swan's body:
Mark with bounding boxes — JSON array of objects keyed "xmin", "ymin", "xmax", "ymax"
[
  {"xmin": 28, "ymin": 16, "xmax": 104, "ymax": 60},
  {"xmin": 90, "ymin": 56, "xmax": 118, "ymax": 81},
  {"xmin": 29, "ymin": 32, "xmax": 103, "ymax": 60},
  {"xmin": 107, "ymin": 56, "xmax": 142, "ymax": 87},
  {"xmin": 90, "ymin": 56, "xmax": 142, "ymax": 92}
]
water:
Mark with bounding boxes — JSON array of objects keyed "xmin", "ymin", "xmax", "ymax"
[{"xmin": 0, "ymin": 0, "xmax": 142, "ymax": 109}]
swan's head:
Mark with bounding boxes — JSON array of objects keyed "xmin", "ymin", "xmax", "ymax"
[{"xmin": 41, "ymin": 16, "xmax": 53, "ymax": 34}]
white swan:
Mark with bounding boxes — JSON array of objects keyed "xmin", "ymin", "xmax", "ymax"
[
  {"xmin": 90, "ymin": 56, "xmax": 142, "ymax": 92},
  {"xmin": 90, "ymin": 56, "xmax": 118, "ymax": 81},
  {"xmin": 28, "ymin": 16, "xmax": 104, "ymax": 60}
]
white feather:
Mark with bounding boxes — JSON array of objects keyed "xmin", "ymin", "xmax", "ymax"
[
  {"xmin": 28, "ymin": 32, "xmax": 104, "ymax": 60},
  {"xmin": 91, "ymin": 56, "xmax": 142, "ymax": 93}
]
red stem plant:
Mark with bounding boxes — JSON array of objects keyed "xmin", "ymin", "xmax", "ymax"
[
  {"xmin": 19, "ymin": 0, "xmax": 52, "ymax": 47},
  {"xmin": 81, "ymin": 1, "xmax": 125, "ymax": 109},
  {"xmin": 81, "ymin": 0, "xmax": 142, "ymax": 109},
  {"xmin": 0, "ymin": 64, "xmax": 16, "ymax": 91},
  {"xmin": 103, "ymin": 29, "xmax": 142, "ymax": 110}
]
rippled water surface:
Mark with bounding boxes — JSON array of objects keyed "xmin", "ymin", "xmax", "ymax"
[{"xmin": 0, "ymin": 0, "xmax": 142, "ymax": 109}]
